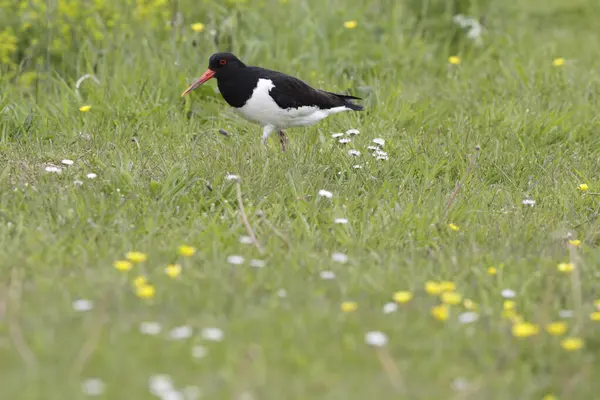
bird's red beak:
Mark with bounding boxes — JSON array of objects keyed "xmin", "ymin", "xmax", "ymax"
[{"xmin": 181, "ymin": 69, "xmax": 216, "ymax": 96}]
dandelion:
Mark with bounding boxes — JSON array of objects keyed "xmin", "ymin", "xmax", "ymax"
[
  {"xmin": 178, "ymin": 245, "xmax": 196, "ymax": 257},
  {"xmin": 560, "ymin": 337, "xmax": 584, "ymax": 351},
  {"xmin": 448, "ymin": 56, "xmax": 461, "ymax": 65},
  {"xmin": 463, "ymin": 299, "xmax": 477, "ymax": 310},
  {"xmin": 227, "ymin": 255, "xmax": 245, "ymax": 265},
  {"xmin": 568, "ymin": 239, "xmax": 581, "ymax": 247},
  {"xmin": 552, "ymin": 57, "xmax": 565, "ymax": 67},
  {"xmin": 346, "ymin": 129, "xmax": 359, "ymax": 136},
  {"xmin": 589, "ymin": 312, "xmax": 600, "ymax": 321},
  {"xmin": 318, "ymin": 189, "xmax": 333, "ymax": 199},
  {"xmin": 448, "ymin": 223, "xmax": 460, "ymax": 231},
  {"xmin": 139, "ymin": 321, "xmax": 162, "ymax": 335},
  {"xmin": 578, "ymin": 183, "xmax": 589, "ymax": 192},
  {"xmin": 348, "ymin": 150, "xmax": 361, "ymax": 157},
  {"xmin": 136, "ymin": 284, "xmax": 155, "ymax": 299},
  {"xmin": 545, "ymin": 322, "xmax": 568, "ymax": 336},
  {"xmin": 425, "ymin": 281, "xmax": 443, "ymax": 295},
  {"xmin": 334, "ymin": 218, "xmax": 349, "ymax": 224},
  {"xmin": 365, "ymin": 331, "xmax": 388, "ymax": 347},
  {"xmin": 133, "ymin": 275, "xmax": 147, "ymax": 287},
  {"xmin": 45, "ymin": 166, "xmax": 62, "ymax": 173},
  {"xmin": 201, "ymin": 327, "xmax": 224, "ymax": 341},
  {"xmin": 431, "ymin": 304, "xmax": 449, "ymax": 321},
  {"xmin": 331, "ymin": 133, "xmax": 344, "ymax": 138},
  {"xmin": 439, "ymin": 281, "xmax": 456, "ymax": 292},
  {"xmin": 126, "ymin": 251, "xmax": 147, "ymax": 263},
  {"xmin": 168, "ymin": 325, "xmax": 193, "ymax": 340},
  {"xmin": 341, "ymin": 301, "xmax": 358, "ymax": 312},
  {"xmin": 165, "ymin": 264, "xmax": 181, "ymax": 278},
  {"xmin": 113, "ymin": 260, "xmax": 133, "ymax": 272},
  {"xmin": 86, "ymin": 173, "xmax": 97, "ymax": 179},
  {"xmin": 320, "ymin": 270, "xmax": 336, "ymax": 280},
  {"xmin": 79, "ymin": 105, "xmax": 91, "ymax": 112},
  {"xmin": 503, "ymin": 300, "xmax": 516, "ymax": 311},
  {"xmin": 382, "ymin": 302, "xmax": 398, "ymax": 314},
  {"xmin": 458, "ymin": 311, "xmax": 479, "ymax": 324},
  {"xmin": 542, "ymin": 394, "xmax": 558, "ymax": 400},
  {"xmin": 191, "ymin": 22, "xmax": 205, "ymax": 32},
  {"xmin": 502, "ymin": 309, "xmax": 518, "ymax": 320},
  {"xmin": 250, "ymin": 259, "xmax": 266, "ymax": 268},
  {"xmin": 522, "ymin": 199, "xmax": 536, "ymax": 206},
  {"xmin": 487, "ymin": 266, "xmax": 497, "ymax": 275},
  {"xmin": 81, "ymin": 378, "xmax": 105, "ymax": 396},
  {"xmin": 61, "ymin": 159, "xmax": 74, "ymax": 166},
  {"xmin": 393, "ymin": 291, "xmax": 413, "ymax": 304},
  {"xmin": 343, "ymin": 20, "xmax": 357, "ymax": 29},
  {"xmin": 501, "ymin": 289, "xmax": 516, "ymax": 298},
  {"xmin": 372, "ymin": 138, "xmax": 385, "ymax": 147},
  {"xmin": 512, "ymin": 322, "xmax": 539, "ymax": 338},
  {"xmin": 441, "ymin": 292, "xmax": 462, "ymax": 305},
  {"xmin": 557, "ymin": 262, "xmax": 575, "ymax": 273},
  {"xmin": 332, "ymin": 252, "xmax": 348, "ymax": 263},
  {"xmin": 72, "ymin": 299, "xmax": 93, "ymax": 312}
]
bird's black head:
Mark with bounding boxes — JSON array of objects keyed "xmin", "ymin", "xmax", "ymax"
[{"xmin": 181, "ymin": 52, "xmax": 246, "ymax": 96}]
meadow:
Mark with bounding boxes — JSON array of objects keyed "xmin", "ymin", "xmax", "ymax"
[{"xmin": 1, "ymin": 0, "xmax": 600, "ymax": 398}]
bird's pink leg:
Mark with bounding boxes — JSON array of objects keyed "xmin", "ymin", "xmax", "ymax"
[{"xmin": 278, "ymin": 130, "xmax": 287, "ymax": 152}]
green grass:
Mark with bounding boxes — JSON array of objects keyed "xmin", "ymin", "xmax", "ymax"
[{"xmin": 2, "ymin": 0, "xmax": 600, "ymax": 399}]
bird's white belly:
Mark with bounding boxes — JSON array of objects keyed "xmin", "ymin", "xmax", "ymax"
[{"xmin": 234, "ymin": 78, "xmax": 348, "ymax": 129}]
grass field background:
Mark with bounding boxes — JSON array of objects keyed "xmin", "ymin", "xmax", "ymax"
[{"xmin": 2, "ymin": 0, "xmax": 600, "ymax": 399}]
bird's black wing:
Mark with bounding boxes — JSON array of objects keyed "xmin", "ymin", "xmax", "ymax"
[{"xmin": 251, "ymin": 68, "xmax": 362, "ymax": 111}]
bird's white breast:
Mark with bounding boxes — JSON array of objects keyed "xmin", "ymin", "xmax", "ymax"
[{"xmin": 234, "ymin": 78, "xmax": 348, "ymax": 129}]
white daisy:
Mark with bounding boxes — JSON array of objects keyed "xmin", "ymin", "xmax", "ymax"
[
  {"xmin": 365, "ymin": 331, "xmax": 388, "ymax": 347},
  {"xmin": 373, "ymin": 138, "xmax": 385, "ymax": 147},
  {"xmin": 148, "ymin": 375, "xmax": 173, "ymax": 397},
  {"xmin": 81, "ymin": 378, "xmax": 105, "ymax": 396},
  {"xmin": 334, "ymin": 218, "xmax": 349, "ymax": 224},
  {"xmin": 382, "ymin": 302, "xmax": 398, "ymax": 314},
  {"xmin": 61, "ymin": 159, "xmax": 74, "ymax": 166},
  {"xmin": 181, "ymin": 386, "xmax": 202, "ymax": 400},
  {"xmin": 501, "ymin": 289, "xmax": 516, "ymax": 298},
  {"xmin": 338, "ymin": 138, "xmax": 352, "ymax": 144},
  {"xmin": 225, "ymin": 174, "xmax": 240, "ymax": 181},
  {"xmin": 352, "ymin": 165, "xmax": 363, "ymax": 169},
  {"xmin": 201, "ymin": 327, "xmax": 224, "ymax": 342},
  {"xmin": 227, "ymin": 255, "xmax": 245, "ymax": 265},
  {"xmin": 139, "ymin": 321, "xmax": 162, "ymax": 336},
  {"xmin": 319, "ymin": 271, "xmax": 336, "ymax": 280},
  {"xmin": 73, "ymin": 180, "xmax": 84, "ymax": 186},
  {"xmin": 376, "ymin": 154, "xmax": 389, "ymax": 161},
  {"xmin": 86, "ymin": 173, "xmax": 97, "ymax": 179},
  {"xmin": 72, "ymin": 299, "xmax": 93, "ymax": 312},
  {"xmin": 348, "ymin": 150, "xmax": 361, "ymax": 157},
  {"xmin": 559, "ymin": 310, "xmax": 574, "ymax": 318},
  {"xmin": 277, "ymin": 289, "xmax": 287, "ymax": 298},
  {"xmin": 346, "ymin": 129, "xmax": 360, "ymax": 136},
  {"xmin": 191, "ymin": 345, "xmax": 208, "ymax": 359},
  {"xmin": 45, "ymin": 166, "xmax": 62, "ymax": 174},
  {"xmin": 250, "ymin": 259, "xmax": 266, "ymax": 268},
  {"xmin": 239, "ymin": 235, "xmax": 253, "ymax": 244},
  {"xmin": 331, "ymin": 252, "xmax": 348, "ymax": 263},
  {"xmin": 522, "ymin": 199, "xmax": 536, "ymax": 206},
  {"xmin": 374, "ymin": 150, "xmax": 388, "ymax": 157},
  {"xmin": 318, "ymin": 189, "xmax": 333, "ymax": 199},
  {"xmin": 331, "ymin": 133, "xmax": 344, "ymax": 138},
  {"xmin": 167, "ymin": 325, "xmax": 193, "ymax": 340},
  {"xmin": 161, "ymin": 389, "xmax": 183, "ymax": 400},
  {"xmin": 458, "ymin": 312, "xmax": 479, "ymax": 324},
  {"xmin": 366, "ymin": 146, "xmax": 378, "ymax": 151}
]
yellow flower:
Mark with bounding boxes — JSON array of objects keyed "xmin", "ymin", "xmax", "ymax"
[
  {"xmin": 448, "ymin": 223, "xmax": 460, "ymax": 231},
  {"xmin": 431, "ymin": 304, "xmax": 449, "ymax": 321},
  {"xmin": 425, "ymin": 281, "xmax": 442, "ymax": 295},
  {"xmin": 568, "ymin": 239, "xmax": 581, "ymax": 247},
  {"xmin": 165, "ymin": 264, "xmax": 182, "ymax": 278},
  {"xmin": 136, "ymin": 284, "xmax": 156, "ymax": 299},
  {"xmin": 463, "ymin": 299, "xmax": 478, "ymax": 310},
  {"xmin": 439, "ymin": 281, "xmax": 456, "ymax": 292},
  {"xmin": 504, "ymin": 300, "xmax": 516, "ymax": 311},
  {"xmin": 191, "ymin": 22, "xmax": 205, "ymax": 32},
  {"xmin": 502, "ymin": 309, "xmax": 517, "ymax": 320},
  {"xmin": 557, "ymin": 262, "xmax": 575, "ymax": 273},
  {"xmin": 393, "ymin": 291, "xmax": 413, "ymax": 304},
  {"xmin": 545, "ymin": 322, "xmax": 568, "ymax": 336},
  {"xmin": 578, "ymin": 183, "xmax": 589, "ymax": 192},
  {"xmin": 448, "ymin": 56, "xmax": 461, "ymax": 65},
  {"xmin": 178, "ymin": 245, "xmax": 196, "ymax": 257},
  {"xmin": 589, "ymin": 312, "xmax": 600, "ymax": 321},
  {"xmin": 126, "ymin": 251, "xmax": 148, "ymax": 263},
  {"xmin": 343, "ymin": 20, "xmax": 357, "ymax": 29},
  {"xmin": 512, "ymin": 322, "xmax": 539, "ymax": 338},
  {"xmin": 552, "ymin": 57, "xmax": 565, "ymax": 67},
  {"xmin": 113, "ymin": 260, "xmax": 133, "ymax": 271},
  {"xmin": 560, "ymin": 337, "xmax": 584, "ymax": 351},
  {"xmin": 542, "ymin": 395, "xmax": 558, "ymax": 400},
  {"xmin": 341, "ymin": 301, "xmax": 358, "ymax": 313},
  {"xmin": 440, "ymin": 292, "xmax": 462, "ymax": 305},
  {"xmin": 595, "ymin": 299, "xmax": 600, "ymax": 309},
  {"xmin": 133, "ymin": 275, "xmax": 147, "ymax": 288},
  {"xmin": 487, "ymin": 266, "xmax": 497, "ymax": 275},
  {"xmin": 79, "ymin": 105, "xmax": 91, "ymax": 112}
]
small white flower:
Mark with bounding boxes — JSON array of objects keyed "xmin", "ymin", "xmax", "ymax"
[
  {"xmin": 376, "ymin": 155, "xmax": 389, "ymax": 161},
  {"xmin": 331, "ymin": 133, "xmax": 344, "ymax": 138},
  {"xmin": 366, "ymin": 146, "xmax": 378, "ymax": 151},
  {"xmin": 365, "ymin": 331, "xmax": 388, "ymax": 347},
  {"xmin": 318, "ymin": 189, "xmax": 333, "ymax": 199},
  {"xmin": 227, "ymin": 255, "xmax": 245, "ymax": 265},
  {"xmin": 277, "ymin": 289, "xmax": 287, "ymax": 298},
  {"xmin": 81, "ymin": 378, "xmax": 105, "ymax": 396},
  {"xmin": 61, "ymin": 159, "xmax": 74, "ymax": 166},
  {"xmin": 382, "ymin": 302, "xmax": 398, "ymax": 314},
  {"xmin": 161, "ymin": 390, "xmax": 183, "ymax": 400},
  {"xmin": 72, "ymin": 299, "xmax": 93, "ymax": 312},
  {"xmin": 250, "ymin": 259, "xmax": 266, "ymax": 268},
  {"xmin": 167, "ymin": 325, "xmax": 193, "ymax": 340},
  {"xmin": 346, "ymin": 128, "xmax": 360, "ymax": 136},
  {"xmin": 331, "ymin": 252, "xmax": 348, "ymax": 263},
  {"xmin": 559, "ymin": 309, "xmax": 574, "ymax": 318},
  {"xmin": 458, "ymin": 312, "xmax": 479, "ymax": 324},
  {"xmin": 191, "ymin": 345, "xmax": 208, "ymax": 359},
  {"xmin": 181, "ymin": 386, "xmax": 202, "ymax": 400},
  {"xmin": 451, "ymin": 377, "xmax": 469, "ymax": 392},
  {"xmin": 334, "ymin": 218, "xmax": 348, "ymax": 224},
  {"xmin": 225, "ymin": 174, "xmax": 240, "ymax": 181},
  {"xmin": 348, "ymin": 149, "xmax": 361, "ymax": 157},
  {"xmin": 373, "ymin": 138, "xmax": 385, "ymax": 147},
  {"xmin": 73, "ymin": 180, "xmax": 84, "ymax": 186},
  {"xmin": 239, "ymin": 235, "xmax": 253, "ymax": 244},
  {"xmin": 201, "ymin": 327, "xmax": 224, "ymax": 342},
  {"xmin": 149, "ymin": 375, "xmax": 173, "ymax": 397},
  {"xmin": 374, "ymin": 150, "xmax": 388, "ymax": 157},
  {"xmin": 45, "ymin": 166, "xmax": 62, "ymax": 174},
  {"xmin": 338, "ymin": 138, "xmax": 352, "ymax": 144},
  {"xmin": 501, "ymin": 289, "xmax": 516, "ymax": 298},
  {"xmin": 522, "ymin": 199, "xmax": 536, "ymax": 206},
  {"xmin": 352, "ymin": 165, "xmax": 363, "ymax": 169},
  {"xmin": 139, "ymin": 321, "xmax": 162, "ymax": 336},
  {"xmin": 319, "ymin": 270, "xmax": 336, "ymax": 280},
  {"xmin": 86, "ymin": 173, "xmax": 97, "ymax": 179}
]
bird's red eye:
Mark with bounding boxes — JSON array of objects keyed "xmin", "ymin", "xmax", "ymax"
[{"xmin": 219, "ymin": 59, "xmax": 227, "ymax": 65}]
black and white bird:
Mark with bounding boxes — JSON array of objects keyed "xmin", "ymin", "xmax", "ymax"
[{"xmin": 181, "ymin": 52, "xmax": 363, "ymax": 151}]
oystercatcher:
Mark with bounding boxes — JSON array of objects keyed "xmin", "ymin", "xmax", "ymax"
[{"xmin": 181, "ymin": 52, "xmax": 363, "ymax": 151}]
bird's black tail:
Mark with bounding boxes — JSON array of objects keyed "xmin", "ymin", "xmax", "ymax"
[{"xmin": 325, "ymin": 91, "xmax": 364, "ymax": 111}]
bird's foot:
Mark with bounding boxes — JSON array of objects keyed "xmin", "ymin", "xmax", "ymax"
[{"xmin": 278, "ymin": 130, "xmax": 287, "ymax": 152}]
